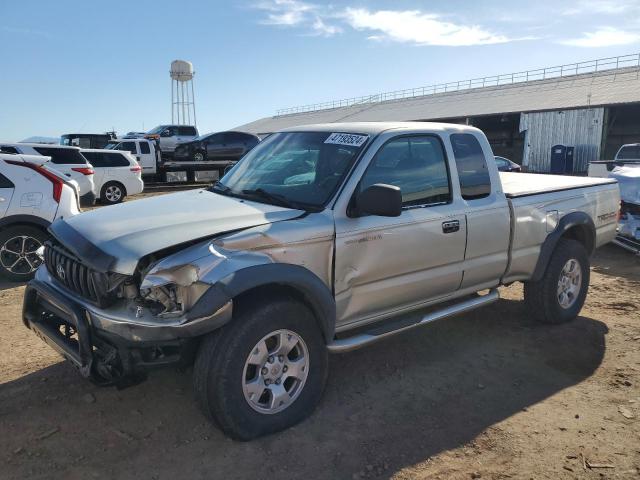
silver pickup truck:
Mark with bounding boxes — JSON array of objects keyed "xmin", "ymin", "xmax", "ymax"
[{"xmin": 23, "ymin": 122, "xmax": 619, "ymax": 440}]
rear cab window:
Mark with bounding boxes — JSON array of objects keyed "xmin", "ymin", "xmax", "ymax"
[
  {"xmin": 450, "ymin": 133, "xmax": 491, "ymax": 200},
  {"xmin": 179, "ymin": 126, "xmax": 197, "ymax": 136},
  {"xmin": 617, "ymin": 145, "xmax": 640, "ymax": 160}
]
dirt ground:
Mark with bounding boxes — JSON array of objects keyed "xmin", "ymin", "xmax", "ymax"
[{"xmin": 1, "ymin": 188, "xmax": 639, "ymax": 480}]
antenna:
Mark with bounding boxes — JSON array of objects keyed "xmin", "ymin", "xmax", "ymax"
[{"xmin": 170, "ymin": 60, "xmax": 197, "ymax": 126}]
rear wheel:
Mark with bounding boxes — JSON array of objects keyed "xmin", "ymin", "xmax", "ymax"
[
  {"xmin": 524, "ymin": 239, "xmax": 590, "ymax": 324},
  {"xmin": 101, "ymin": 181, "xmax": 126, "ymax": 204},
  {"xmin": 0, "ymin": 226, "xmax": 47, "ymax": 281},
  {"xmin": 193, "ymin": 298, "xmax": 328, "ymax": 440},
  {"xmin": 193, "ymin": 150, "xmax": 206, "ymax": 162}
]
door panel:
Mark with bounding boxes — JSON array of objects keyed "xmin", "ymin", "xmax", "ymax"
[
  {"xmin": 335, "ymin": 207, "xmax": 466, "ymax": 325},
  {"xmin": 333, "ymin": 134, "xmax": 467, "ymax": 327}
]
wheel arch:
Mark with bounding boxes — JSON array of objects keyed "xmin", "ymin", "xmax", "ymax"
[
  {"xmin": 531, "ymin": 212, "xmax": 595, "ymax": 282},
  {"xmin": 189, "ymin": 264, "xmax": 336, "ymax": 343},
  {"xmin": 0, "ymin": 215, "xmax": 50, "ymax": 234}
]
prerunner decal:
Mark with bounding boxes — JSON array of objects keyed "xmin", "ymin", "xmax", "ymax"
[{"xmin": 324, "ymin": 132, "xmax": 368, "ymax": 147}]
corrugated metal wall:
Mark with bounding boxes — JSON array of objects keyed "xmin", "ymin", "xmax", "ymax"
[{"xmin": 519, "ymin": 108, "xmax": 604, "ymax": 173}]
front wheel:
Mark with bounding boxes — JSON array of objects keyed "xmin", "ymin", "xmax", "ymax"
[
  {"xmin": 524, "ymin": 239, "xmax": 590, "ymax": 324},
  {"xmin": 0, "ymin": 226, "xmax": 47, "ymax": 281},
  {"xmin": 193, "ymin": 298, "xmax": 328, "ymax": 440}
]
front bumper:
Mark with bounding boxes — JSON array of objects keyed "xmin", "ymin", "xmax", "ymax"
[{"xmin": 23, "ymin": 269, "xmax": 232, "ymax": 385}]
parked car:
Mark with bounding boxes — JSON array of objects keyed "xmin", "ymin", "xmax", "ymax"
[
  {"xmin": 0, "ymin": 152, "xmax": 79, "ymax": 280},
  {"xmin": 0, "ymin": 143, "xmax": 96, "ymax": 206},
  {"xmin": 173, "ymin": 131, "xmax": 259, "ymax": 166},
  {"xmin": 494, "ymin": 155, "xmax": 521, "ymax": 172},
  {"xmin": 23, "ymin": 122, "xmax": 619, "ymax": 440},
  {"xmin": 81, "ymin": 149, "xmax": 144, "ymax": 204},
  {"xmin": 588, "ymin": 143, "xmax": 640, "ymax": 177},
  {"xmin": 144, "ymin": 125, "xmax": 199, "ymax": 153}
]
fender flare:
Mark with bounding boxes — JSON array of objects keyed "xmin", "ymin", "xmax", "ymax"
[
  {"xmin": 0, "ymin": 215, "xmax": 50, "ymax": 231},
  {"xmin": 186, "ymin": 263, "xmax": 336, "ymax": 342},
  {"xmin": 531, "ymin": 211, "xmax": 595, "ymax": 282}
]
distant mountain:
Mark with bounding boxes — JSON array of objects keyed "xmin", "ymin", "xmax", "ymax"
[{"xmin": 20, "ymin": 136, "xmax": 59, "ymax": 144}]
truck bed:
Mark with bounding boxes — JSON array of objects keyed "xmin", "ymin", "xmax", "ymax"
[{"xmin": 500, "ymin": 172, "xmax": 617, "ymax": 198}]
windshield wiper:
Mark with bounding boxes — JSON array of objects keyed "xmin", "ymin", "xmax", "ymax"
[
  {"xmin": 241, "ymin": 188, "xmax": 303, "ymax": 210},
  {"xmin": 210, "ymin": 182, "xmax": 231, "ymax": 194}
]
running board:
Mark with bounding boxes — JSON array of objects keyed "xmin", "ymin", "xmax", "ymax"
[
  {"xmin": 612, "ymin": 236, "xmax": 640, "ymax": 256},
  {"xmin": 327, "ymin": 289, "xmax": 500, "ymax": 353}
]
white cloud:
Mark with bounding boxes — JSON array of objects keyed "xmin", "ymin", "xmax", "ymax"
[
  {"xmin": 312, "ymin": 17, "xmax": 341, "ymax": 37},
  {"xmin": 341, "ymin": 8, "xmax": 510, "ymax": 46},
  {"xmin": 255, "ymin": 0, "xmax": 315, "ymax": 26},
  {"xmin": 562, "ymin": 0, "xmax": 638, "ymax": 16},
  {"xmin": 252, "ymin": 2, "xmax": 512, "ymax": 45},
  {"xmin": 560, "ymin": 27, "xmax": 640, "ymax": 47}
]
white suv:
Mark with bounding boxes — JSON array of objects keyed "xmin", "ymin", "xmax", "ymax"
[
  {"xmin": 0, "ymin": 153, "xmax": 79, "ymax": 280},
  {"xmin": 81, "ymin": 149, "xmax": 144, "ymax": 204},
  {"xmin": 0, "ymin": 143, "xmax": 96, "ymax": 206}
]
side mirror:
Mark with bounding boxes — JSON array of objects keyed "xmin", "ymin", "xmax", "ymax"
[
  {"xmin": 356, "ymin": 183, "xmax": 402, "ymax": 217},
  {"xmin": 161, "ymin": 130, "xmax": 171, "ymax": 137}
]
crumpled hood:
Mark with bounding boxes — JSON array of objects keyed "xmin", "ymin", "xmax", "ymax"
[{"xmin": 50, "ymin": 189, "xmax": 303, "ymax": 274}]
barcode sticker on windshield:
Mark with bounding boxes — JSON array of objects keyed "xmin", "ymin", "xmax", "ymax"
[{"xmin": 324, "ymin": 132, "xmax": 368, "ymax": 147}]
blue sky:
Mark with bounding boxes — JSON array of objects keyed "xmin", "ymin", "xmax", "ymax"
[{"xmin": 1, "ymin": 0, "xmax": 640, "ymax": 141}]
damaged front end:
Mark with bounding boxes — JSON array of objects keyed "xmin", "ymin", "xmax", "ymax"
[{"xmin": 25, "ymin": 239, "xmax": 250, "ymax": 387}]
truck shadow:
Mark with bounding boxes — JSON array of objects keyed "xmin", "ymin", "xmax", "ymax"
[
  {"xmin": 592, "ymin": 244, "xmax": 640, "ymax": 281},
  {"xmin": 0, "ymin": 298, "xmax": 607, "ymax": 479}
]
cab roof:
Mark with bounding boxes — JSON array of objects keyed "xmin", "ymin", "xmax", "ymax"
[{"xmin": 278, "ymin": 121, "xmax": 482, "ymax": 136}]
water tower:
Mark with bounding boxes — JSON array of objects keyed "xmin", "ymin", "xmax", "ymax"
[{"xmin": 170, "ymin": 60, "xmax": 196, "ymax": 126}]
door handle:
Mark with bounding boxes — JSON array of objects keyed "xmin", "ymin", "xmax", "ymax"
[{"xmin": 442, "ymin": 220, "xmax": 460, "ymax": 234}]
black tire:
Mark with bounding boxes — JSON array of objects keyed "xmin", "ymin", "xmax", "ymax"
[
  {"xmin": 0, "ymin": 225, "xmax": 47, "ymax": 282},
  {"xmin": 524, "ymin": 239, "xmax": 590, "ymax": 324},
  {"xmin": 193, "ymin": 297, "xmax": 328, "ymax": 440},
  {"xmin": 193, "ymin": 150, "xmax": 207, "ymax": 163},
  {"xmin": 100, "ymin": 181, "xmax": 126, "ymax": 205}
]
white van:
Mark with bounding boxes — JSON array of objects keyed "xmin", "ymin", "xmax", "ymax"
[{"xmin": 81, "ymin": 149, "xmax": 144, "ymax": 204}]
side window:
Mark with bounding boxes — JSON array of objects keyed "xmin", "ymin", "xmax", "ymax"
[
  {"xmin": 119, "ymin": 142, "xmax": 137, "ymax": 154},
  {"xmin": 0, "ymin": 173, "xmax": 14, "ymax": 188},
  {"xmin": 207, "ymin": 134, "xmax": 223, "ymax": 145},
  {"xmin": 105, "ymin": 152, "xmax": 130, "ymax": 167},
  {"xmin": 360, "ymin": 135, "xmax": 452, "ymax": 207},
  {"xmin": 83, "ymin": 152, "xmax": 105, "ymax": 168},
  {"xmin": 33, "ymin": 147, "xmax": 86, "ymax": 164},
  {"xmin": 0, "ymin": 146, "xmax": 19, "ymax": 154},
  {"xmin": 451, "ymin": 133, "xmax": 491, "ymax": 200},
  {"xmin": 139, "ymin": 142, "xmax": 150, "ymax": 154},
  {"xmin": 179, "ymin": 126, "xmax": 197, "ymax": 136},
  {"xmin": 224, "ymin": 132, "xmax": 246, "ymax": 144}
]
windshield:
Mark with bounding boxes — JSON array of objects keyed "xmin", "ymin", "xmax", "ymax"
[
  {"xmin": 147, "ymin": 125, "xmax": 168, "ymax": 135},
  {"xmin": 214, "ymin": 131, "xmax": 368, "ymax": 210},
  {"xmin": 104, "ymin": 141, "xmax": 119, "ymax": 150}
]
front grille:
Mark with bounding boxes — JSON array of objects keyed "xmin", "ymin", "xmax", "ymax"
[{"xmin": 44, "ymin": 241, "xmax": 112, "ymax": 307}]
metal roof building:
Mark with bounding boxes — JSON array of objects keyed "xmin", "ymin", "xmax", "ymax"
[{"xmin": 235, "ymin": 54, "xmax": 640, "ymax": 173}]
